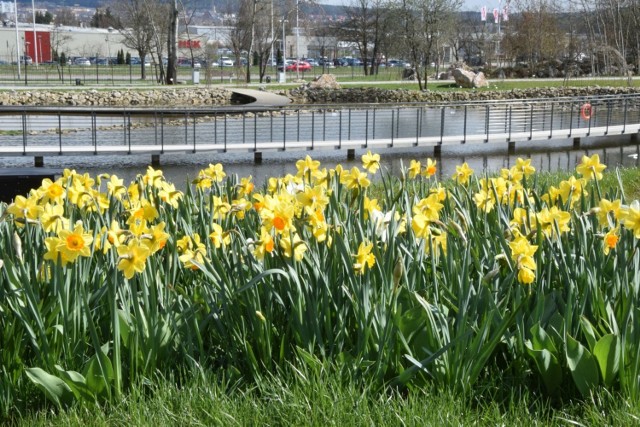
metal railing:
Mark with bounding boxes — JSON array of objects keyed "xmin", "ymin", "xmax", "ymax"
[{"xmin": 1, "ymin": 94, "xmax": 639, "ymax": 161}]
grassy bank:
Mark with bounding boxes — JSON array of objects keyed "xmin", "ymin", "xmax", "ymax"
[{"xmin": 17, "ymin": 367, "xmax": 640, "ymax": 426}]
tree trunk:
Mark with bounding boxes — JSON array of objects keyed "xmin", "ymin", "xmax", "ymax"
[{"xmin": 166, "ymin": 0, "xmax": 178, "ymax": 85}]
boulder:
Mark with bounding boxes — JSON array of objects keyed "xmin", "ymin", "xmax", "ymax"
[
  {"xmin": 452, "ymin": 68, "xmax": 489, "ymax": 88},
  {"xmin": 307, "ymin": 74, "xmax": 341, "ymax": 89}
]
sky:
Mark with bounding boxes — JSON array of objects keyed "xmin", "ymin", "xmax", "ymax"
[{"xmin": 317, "ymin": 0, "xmax": 489, "ymax": 13}]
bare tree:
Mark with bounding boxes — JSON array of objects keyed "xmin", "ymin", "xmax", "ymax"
[
  {"xmin": 341, "ymin": 0, "xmax": 391, "ymax": 76},
  {"xmin": 502, "ymin": 0, "xmax": 564, "ymax": 69},
  {"xmin": 392, "ymin": 0, "xmax": 462, "ymax": 89},
  {"xmin": 54, "ymin": 8, "xmax": 79, "ymax": 26},
  {"xmin": 114, "ymin": 0, "xmax": 156, "ymax": 79}
]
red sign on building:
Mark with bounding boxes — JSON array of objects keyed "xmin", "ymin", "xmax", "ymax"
[{"xmin": 178, "ymin": 40, "xmax": 201, "ymax": 49}]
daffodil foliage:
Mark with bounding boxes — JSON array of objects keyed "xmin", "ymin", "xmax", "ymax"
[{"xmin": 1, "ymin": 152, "xmax": 639, "ymax": 414}]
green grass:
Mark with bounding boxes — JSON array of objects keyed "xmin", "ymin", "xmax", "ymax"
[{"xmin": 16, "ymin": 367, "xmax": 640, "ymax": 426}]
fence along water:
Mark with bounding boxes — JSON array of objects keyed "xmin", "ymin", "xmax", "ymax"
[{"xmin": 1, "ymin": 94, "xmax": 639, "ymax": 167}]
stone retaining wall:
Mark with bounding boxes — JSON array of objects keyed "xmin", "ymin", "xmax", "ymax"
[
  {"xmin": 285, "ymin": 86, "xmax": 640, "ymax": 105},
  {"xmin": 1, "ymin": 86, "xmax": 639, "ymax": 107},
  {"xmin": 0, "ymin": 88, "xmax": 233, "ymax": 107}
]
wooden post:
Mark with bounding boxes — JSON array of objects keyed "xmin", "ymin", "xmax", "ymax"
[{"xmin": 347, "ymin": 149, "xmax": 355, "ymax": 160}]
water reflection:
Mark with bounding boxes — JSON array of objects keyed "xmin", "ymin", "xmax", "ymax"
[{"xmin": 1, "ymin": 136, "xmax": 638, "ymax": 190}]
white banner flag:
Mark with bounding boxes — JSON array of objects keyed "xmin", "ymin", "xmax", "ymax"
[
  {"xmin": 502, "ymin": 6, "xmax": 509, "ymax": 21},
  {"xmin": 493, "ymin": 8, "xmax": 499, "ymax": 23},
  {"xmin": 481, "ymin": 6, "xmax": 487, "ymax": 21}
]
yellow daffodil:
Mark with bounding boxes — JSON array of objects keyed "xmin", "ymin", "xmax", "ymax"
[
  {"xmin": 622, "ymin": 200, "xmax": 640, "ymax": 239},
  {"xmin": 40, "ymin": 203, "xmax": 69, "ymax": 233},
  {"xmin": 280, "ymin": 232, "xmax": 306, "ymax": 261},
  {"xmin": 603, "ymin": 228, "xmax": 619, "ymax": 255},
  {"xmin": 353, "ymin": 241, "xmax": 375, "ymax": 274},
  {"xmin": 514, "ymin": 158, "xmax": 536, "ymax": 178},
  {"xmin": 341, "ymin": 167, "xmax": 370, "ymax": 190},
  {"xmin": 296, "ymin": 155, "xmax": 321, "ymax": 178},
  {"xmin": 421, "ymin": 158, "xmax": 437, "ymax": 177},
  {"xmin": 209, "ymin": 223, "xmax": 231, "ymax": 249},
  {"xmin": 595, "ymin": 198, "xmax": 622, "ymax": 229},
  {"xmin": 362, "ymin": 151, "xmax": 381, "ymax": 174},
  {"xmin": 453, "ymin": 162, "xmax": 474, "ymax": 185},
  {"xmin": 576, "ymin": 154, "xmax": 606, "ymax": 180},
  {"xmin": 37, "ymin": 178, "xmax": 66, "ymax": 204},
  {"xmin": 253, "ymin": 227, "xmax": 275, "ymax": 260},
  {"xmin": 56, "ymin": 221, "xmax": 94, "ymax": 265},
  {"xmin": 117, "ymin": 238, "xmax": 151, "ymax": 279},
  {"xmin": 407, "ymin": 160, "xmax": 421, "ymax": 179}
]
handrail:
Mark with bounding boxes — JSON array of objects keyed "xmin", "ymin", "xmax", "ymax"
[{"xmin": 0, "ymin": 93, "xmax": 639, "ymax": 165}]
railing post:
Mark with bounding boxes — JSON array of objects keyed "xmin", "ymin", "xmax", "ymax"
[
  {"xmin": 462, "ymin": 105, "xmax": 467, "ymax": 144},
  {"xmin": 283, "ymin": 111, "xmax": 287, "ymax": 150},
  {"xmin": 365, "ymin": 110, "xmax": 369, "ymax": 148},
  {"xmin": 622, "ymin": 98, "xmax": 628, "ymax": 134},
  {"xmin": 605, "ymin": 100, "xmax": 611, "ymax": 135},
  {"xmin": 312, "ymin": 111, "xmax": 315, "ymax": 150},
  {"xmin": 160, "ymin": 113, "xmax": 164, "ymax": 153},
  {"xmin": 22, "ymin": 111, "xmax": 27, "ymax": 155},
  {"xmin": 254, "ymin": 112, "xmax": 257, "ymax": 152},
  {"xmin": 338, "ymin": 110, "xmax": 342, "ymax": 149},
  {"xmin": 439, "ymin": 106, "xmax": 445, "ymax": 145},
  {"xmin": 529, "ymin": 104, "xmax": 534, "ymax": 140},
  {"xmin": 484, "ymin": 105, "xmax": 489, "ymax": 142},
  {"xmin": 549, "ymin": 104, "xmax": 554, "ymax": 139},
  {"xmin": 508, "ymin": 106, "xmax": 512, "ymax": 142},
  {"xmin": 391, "ymin": 108, "xmax": 395, "ymax": 147},
  {"xmin": 58, "ymin": 112, "xmax": 62, "ymax": 155},
  {"xmin": 192, "ymin": 113, "xmax": 197, "ymax": 153},
  {"xmin": 414, "ymin": 108, "xmax": 419, "ymax": 146}
]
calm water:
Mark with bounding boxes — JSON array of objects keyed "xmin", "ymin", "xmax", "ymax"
[{"xmin": 1, "ymin": 134, "xmax": 638, "ymax": 190}]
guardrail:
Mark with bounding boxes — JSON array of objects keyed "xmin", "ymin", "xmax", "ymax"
[{"xmin": 1, "ymin": 93, "xmax": 639, "ymax": 166}]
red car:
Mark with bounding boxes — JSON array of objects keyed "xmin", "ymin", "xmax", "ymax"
[{"xmin": 285, "ymin": 61, "xmax": 312, "ymax": 72}]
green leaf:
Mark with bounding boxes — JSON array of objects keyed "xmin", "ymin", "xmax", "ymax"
[
  {"xmin": 25, "ymin": 367, "xmax": 75, "ymax": 408},
  {"xmin": 524, "ymin": 341, "xmax": 563, "ymax": 393},
  {"xmin": 529, "ymin": 323, "xmax": 558, "ymax": 354},
  {"xmin": 84, "ymin": 349, "xmax": 114, "ymax": 400},
  {"xmin": 565, "ymin": 335, "xmax": 600, "ymax": 397},
  {"xmin": 54, "ymin": 365, "xmax": 96, "ymax": 403},
  {"xmin": 593, "ymin": 334, "xmax": 620, "ymax": 387},
  {"xmin": 117, "ymin": 309, "xmax": 131, "ymax": 347},
  {"xmin": 580, "ymin": 317, "xmax": 597, "ymax": 352}
]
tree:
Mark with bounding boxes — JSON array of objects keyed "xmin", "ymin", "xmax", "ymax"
[
  {"xmin": 54, "ymin": 8, "xmax": 79, "ymax": 26},
  {"xmin": 392, "ymin": 0, "xmax": 462, "ymax": 89},
  {"xmin": 35, "ymin": 11, "xmax": 54, "ymax": 24},
  {"xmin": 502, "ymin": 0, "xmax": 564, "ymax": 69},
  {"xmin": 114, "ymin": 0, "xmax": 156, "ymax": 79},
  {"xmin": 341, "ymin": 0, "xmax": 391, "ymax": 76},
  {"xmin": 90, "ymin": 8, "xmax": 122, "ymax": 29}
]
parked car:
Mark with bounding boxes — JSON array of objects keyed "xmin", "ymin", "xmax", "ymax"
[
  {"xmin": 218, "ymin": 57, "xmax": 234, "ymax": 67},
  {"xmin": 304, "ymin": 58, "xmax": 319, "ymax": 66},
  {"xmin": 178, "ymin": 58, "xmax": 201, "ymax": 68},
  {"xmin": 19, "ymin": 55, "xmax": 33, "ymax": 65},
  {"xmin": 73, "ymin": 57, "xmax": 91, "ymax": 66},
  {"xmin": 285, "ymin": 61, "xmax": 312, "ymax": 72}
]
